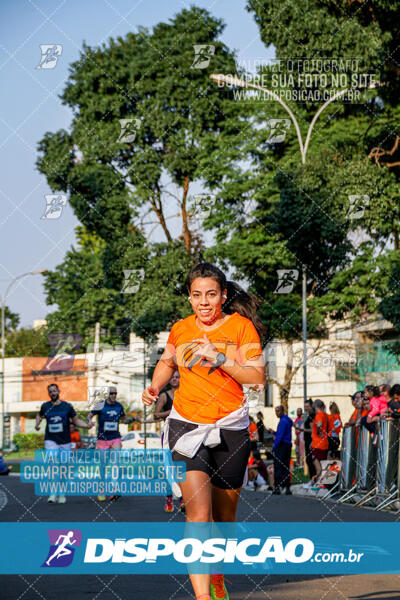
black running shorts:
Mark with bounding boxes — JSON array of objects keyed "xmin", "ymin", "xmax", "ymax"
[{"xmin": 168, "ymin": 418, "xmax": 251, "ymax": 490}]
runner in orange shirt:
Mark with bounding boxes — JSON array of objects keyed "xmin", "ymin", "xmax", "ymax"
[
  {"xmin": 69, "ymin": 423, "xmax": 81, "ymax": 449},
  {"xmin": 327, "ymin": 402, "xmax": 342, "ymax": 459},
  {"xmin": 311, "ymin": 399, "xmax": 329, "ymax": 481},
  {"xmin": 248, "ymin": 415, "xmax": 259, "ymax": 450},
  {"xmin": 142, "ymin": 262, "xmax": 266, "ymax": 600}
]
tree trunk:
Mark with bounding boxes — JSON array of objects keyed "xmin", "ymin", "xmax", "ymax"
[
  {"xmin": 280, "ymin": 341, "xmax": 294, "ymax": 413},
  {"xmin": 181, "ymin": 176, "xmax": 193, "ymax": 253},
  {"xmin": 149, "ymin": 193, "xmax": 172, "ymax": 243}
]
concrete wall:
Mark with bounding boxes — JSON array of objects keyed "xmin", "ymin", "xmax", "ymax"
[{"xmin": 22, "ymin": 356, "xmax": 88, "ymax": 406}]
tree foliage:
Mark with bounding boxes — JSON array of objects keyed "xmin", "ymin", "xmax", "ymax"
[
  {"xmin": 37, "ymin": 7, "xmax": 247, "ymax": 342},
  {"xmin": 5, "ymin": 326, "xmax": 50, "ymax": 358}
]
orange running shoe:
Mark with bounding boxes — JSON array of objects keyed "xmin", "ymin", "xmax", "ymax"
[{"xmin": 210, "ymin": 574, "xmax": 229, "ymax": 599}]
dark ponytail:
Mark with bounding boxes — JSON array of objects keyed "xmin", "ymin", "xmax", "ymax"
[{"xmin": 186, "ymin": 262, "xmax": 266, "ymax": 340}]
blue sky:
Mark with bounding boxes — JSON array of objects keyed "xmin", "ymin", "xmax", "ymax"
[{"xmin": 0, "ymin": 0, "xmax": 271, "ymax": 327}]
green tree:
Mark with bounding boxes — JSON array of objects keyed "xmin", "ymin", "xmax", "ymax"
[
  {"xmin": 5, "ymin": 326, "xmax": 50, "ymax": 358},
  {"xmin": 203, "ymin": 0, "xmax": 400, "ymax": 407},
  {"xmin": 37, "ymin": 7, "xmax": 243, "ymax": 255},
  {"xmin": 43, "ymin": 226, "xmax": 128, "ymax": 348},
  {"xmin": 37, "ymin": 7, "xmax": 246, "ymax": 342},
  {"xmin": 3, "ymin": 306, "xmax": 19, "ymax": 334}
]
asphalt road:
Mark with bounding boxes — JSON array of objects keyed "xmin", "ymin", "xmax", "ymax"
[{"xmin": 0, "ymin": 477, "xmax": 399, "ymax": 600}]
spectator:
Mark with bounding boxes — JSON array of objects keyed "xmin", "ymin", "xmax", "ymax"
[
  {"xmin": 69, "ymin": 423, "xmax": 81, "ymax": 449},
  {"xmin": 294, "ymin": 407, "xmax": 304, "ymax": 467},
  {"xmin": 344, "ymin": 392, "xmax": 364, "ymax": 428},
  {"xmin": 256, "ymin": 411, "xmax": 265, "ymax": 446},
  {"xmin": 302, "ymin": 399, "xmax": 316, "ymax": 481},
  {"xmin": 311, "ymin": 399, "xmax": 329, "ymax": 481},
  {"xmin": 247, "ymin": 450, "xmax": 272, "ymax": 491},
  {"xmin": 361, "ymin": 395, "xmax": 371, "ymax": 416},
  {"xmin": 246, "ymin": 452, "xmax": 256, "ymax": 490},
  {"xmin": 0, "ymin": 451, "xmax": 12, "ymax": 476},
  {"xmin": 268, "ymin": 405, "xmax": 293, "ymax": 495},
  {"xmin": 249, "ymin": 415, "xmax": 259, "ymax": 451},
  {"xmin": 328, "ymin": 402, "xmax": 342, "ymax": 459},
  {"xmin": 380, "ymin": 384, "xmax": 392, "ymax": 416},
  {"xmin": 388, "ymin": 384, "xmax": 400, "ymax": 417},
  {"xmin": 361, "ymin": 385, "xmax": 387, "ymax": 435}
]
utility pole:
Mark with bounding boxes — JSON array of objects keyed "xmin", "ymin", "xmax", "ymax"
[
  {"xmin": 93, "ymin": 321, "xmax": 100, "ymax": 391},
  {"xmin": 143, "ymin": 339, "xmax": 147, "ymax": 450},
  {"xmin": 302, "ymin": 266, "xmax": 307, "ymax": 405}
]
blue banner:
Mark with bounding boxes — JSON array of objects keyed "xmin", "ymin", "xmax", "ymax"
[{"xmin": 0, "ymin": 522, "xmax": 398, "ymax": 574}]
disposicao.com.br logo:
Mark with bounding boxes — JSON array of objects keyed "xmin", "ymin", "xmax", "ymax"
[{"xmin": 82, "ymin": 536, "xmax": 363, "ymax": 566}]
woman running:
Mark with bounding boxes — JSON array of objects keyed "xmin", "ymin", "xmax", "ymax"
[
  {"xmin": 142, "ymin": 262, "xmax": 266, "ymax": 600},
  {"xmin": 154, "ymin": 369, "xmax": 183, "ymax": 512}
]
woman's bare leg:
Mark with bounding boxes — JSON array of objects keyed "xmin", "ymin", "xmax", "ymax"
[
  {"xmin": 211, "ymin": 485, "xmax": 241, "ymax": 522},
  {"xmin": 179, "ymin": 470, "xmax": 212, "ymax": 598},
  {"xmin": 313, "ymin": 458, "xmax": 322, "ymax": 479}
]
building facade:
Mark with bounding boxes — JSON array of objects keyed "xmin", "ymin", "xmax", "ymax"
[{"xmin": 3, "ymin": 322, "xmax": 400, "ymax": 442}]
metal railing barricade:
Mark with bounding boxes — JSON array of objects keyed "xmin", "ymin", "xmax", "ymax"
[
  {"xmin": 355, "ymin": 419, "xmax": 399, "ymax": 509},
  {"xmin": 335, "ymin": 426, "xmax": 358, "ymax": 503},
  {"xmin": 375, "ymin": 419, "xmax": 400, "ymax": 511},
  {"xmin": 336, "ymin": 425, "xmax": 377, "ymax": 504}
]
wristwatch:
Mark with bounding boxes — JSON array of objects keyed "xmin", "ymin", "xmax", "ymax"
[
  {"xmin": 215, "ymin": 352, "xmax": 227, "ymax": 367},
  {"xmin": 208, "ymin": 352, "xmax": 227, "ymax": 374}
]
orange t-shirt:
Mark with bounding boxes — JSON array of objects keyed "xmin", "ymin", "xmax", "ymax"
[
  {"xmin": 249, "ymin": 422, "xmax": 258, "ymax": 440},
  {"xmin": 312, "ymin": 412, "xmax": 329, "ymax": 450},
  {"xmin": 165, "ymin": 312, "xmax": 263, "ymax": 423},
  {"xmin": 350, "ymin": 408, "xmax": 359, "ymax": 422},
  {"xmin": 70, "ymin": 430, "xmax": 81, "ymax": 449},
  {"xmin": 350, "ymin": 408, "xmax": 368, "ymax": 423},
  {"xmin": 328, "ymin": 413, "xmax": 342, "ymax": 436}
]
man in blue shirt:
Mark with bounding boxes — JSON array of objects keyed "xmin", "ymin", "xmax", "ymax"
[
  {"xmin": 87, "ymin": 386, "xmax": 133, "ymax": 502},
  {"xmin": 35, "ymin": 383, "xmax": 94, "ymax": 504},
  {"xmin": 269, "ymin": 405, "xmax": 293, "ymax": 495},
  {"xmin": 87, "ymin": 386, "xmax": 133, "ymax": 449}
]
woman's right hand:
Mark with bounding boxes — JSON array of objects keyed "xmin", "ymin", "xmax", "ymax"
[{"xmin": 142, "ymin": 386, "xmax": 159, "ymax": 406}]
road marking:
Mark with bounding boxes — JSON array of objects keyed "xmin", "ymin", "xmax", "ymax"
[{"xmin": 0, "ymin": 489, "xmax": 8, "ymax": 511}]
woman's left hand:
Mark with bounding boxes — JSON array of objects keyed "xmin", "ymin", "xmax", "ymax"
[{"xmin": 192, "ymin": 334, "xmax": 219, "ymax": 364}]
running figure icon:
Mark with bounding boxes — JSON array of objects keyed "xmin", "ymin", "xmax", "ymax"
[{"xmin": 45, "ymin": 531, "xmax": 77, "ymax": 566}]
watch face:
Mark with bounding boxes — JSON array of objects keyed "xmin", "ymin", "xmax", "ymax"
[{"xmin": 208, "ymin": 352, "xmax": 227, "ymax": 374}]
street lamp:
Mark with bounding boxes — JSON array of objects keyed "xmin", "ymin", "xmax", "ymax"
[
  {"xmin": 0, "ymin": 269, "xmax": 47, "ymax": 448},
  {"xmin": 210, "ymin": 73, "xmax": 351, "ymax": 405},
  {"xmin": 209, "ymin": 74, "xmax": 350, "ymax": 164}
]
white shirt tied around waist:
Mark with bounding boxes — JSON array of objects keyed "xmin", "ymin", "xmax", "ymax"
[{"xmin": 163, "ymin": 404, "xmax": 250, "ymax": 458}]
